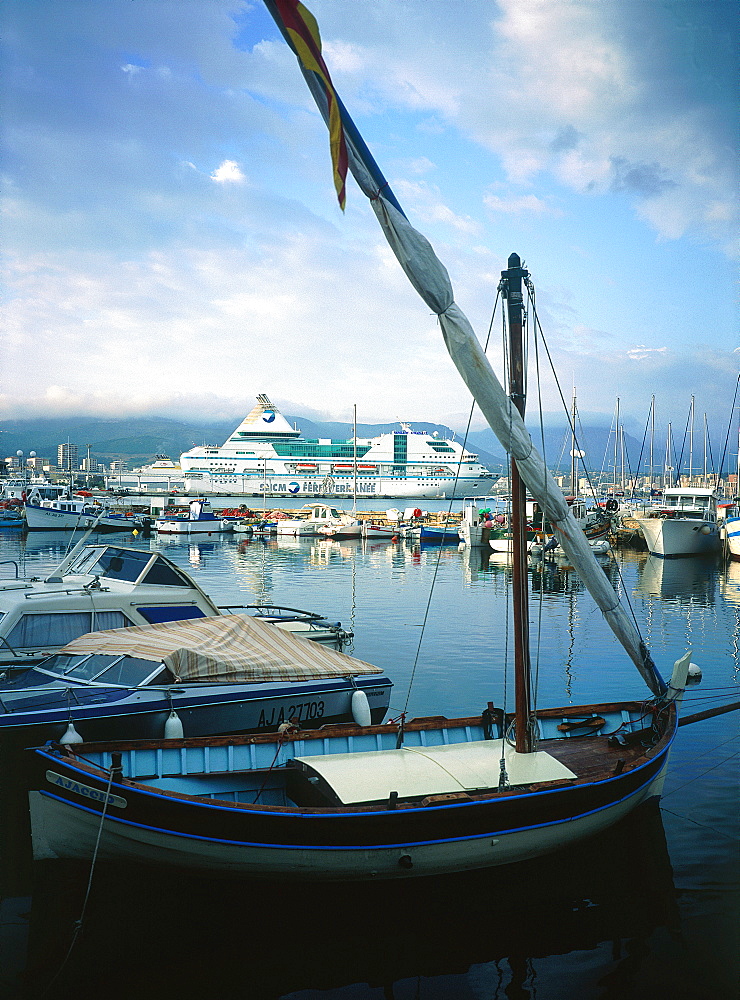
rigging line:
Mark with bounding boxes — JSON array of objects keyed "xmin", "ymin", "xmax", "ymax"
[
  {"xmin": 499, "ymin": 301, "xmax": 513, "ymax": 777},
  {"xmin": 683, "ymin": 691, "xmax": 740, "ymax": 705},
  {"xmin": 525, "ymin": 290, "xmax": 608, "ymax": 511},
  {"xmin": 528, "ymin": 279, "xmax": 547, "ymax": 711},
  {"xmin": 661, "ymin": 742, "xmax": 740, "ymax": 797},
  {"xmin": 598, "ymin": 401, "xmax": 619, "ymax": 492},
  {"xmin": 672, "ymin": 732, "xmax": 740, "ymax": 763},
  {"xmin": 674, "ymin": 401, "xmax": 694, "ymax": 486},
  {"xmin": 660, "ymin": 803, "xmax": 739, "ymax": 840},
  {"xmin": 624, "ymin": 400, "xmax": 652, "ymax": 497},
  {"xmin": 443, "ymin": 286, "xmax": 502, "ymax": 531},
  {"xmin": 717, "ymin": 371, "xmax": 740, "ymax": 482},
  {"xmin": 41, "ymin": 762, "xmax": 116, "ymax": 997},
  {"xmin": 402, "ymin": 293, "xmax": 501, "ymax": 714},
  {"xmin": 526, "ymin": 295, "xmax": 648, "ymax": 644}
]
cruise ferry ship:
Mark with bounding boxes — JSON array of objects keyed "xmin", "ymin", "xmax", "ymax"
[{"xmin": 112, "ymin": 396, "xmax": 497, "ymax": 499}]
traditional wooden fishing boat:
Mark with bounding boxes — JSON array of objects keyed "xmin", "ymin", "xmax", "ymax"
[{"xmin": 28, "ymin": 0, "xmax": 696, "ymax": 880}]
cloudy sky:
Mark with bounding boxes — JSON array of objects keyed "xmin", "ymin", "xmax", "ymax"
[{"xmin": 3, "ymin": 0, "xmax": 738, "ymax": 438}]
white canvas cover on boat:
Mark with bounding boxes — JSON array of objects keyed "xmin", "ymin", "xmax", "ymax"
[
  {"xmin": 295, "ymin": 740, "xmax": 576, "ymax": 804},
  {"xmin": 58, "ymin": 614, "xmax": 383, "ymax": 683}
]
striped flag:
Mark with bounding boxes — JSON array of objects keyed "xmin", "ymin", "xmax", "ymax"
[{"xmin": 269, "ymin": 0, "xmax": 349, "ymax": 209}]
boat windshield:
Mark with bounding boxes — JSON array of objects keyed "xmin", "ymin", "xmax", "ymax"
[
  {"xmin": 33, "ymin": 652, "xmax": 167, "ymax": 686},
  {"xmin": 68, "ymin": 546, "xmax": 192, "ymax": 587},
  {"xmin": 675, "ymin": 495, "xmax": 711, "ymax": 511}
]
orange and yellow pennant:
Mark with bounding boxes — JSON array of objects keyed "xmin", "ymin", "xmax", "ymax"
[{"xmin": 271, "ymin": 0, "xmax": 349, "ymax": 210}]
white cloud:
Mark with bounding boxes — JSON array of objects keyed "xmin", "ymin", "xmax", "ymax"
[
  {"xmin": 483, "ymin": 193, "xmax": 562, "ymax": 217},
  {"xmin": 627, "ymin": 346, "xmax": 668, "ymax": 361},
  {"xmin": 210, "ymin": 160, "xmax": 245, "ymax": 184},
  {"xmin": 395, "ymin": 180, "xmax": 482, "ymax": 235}
]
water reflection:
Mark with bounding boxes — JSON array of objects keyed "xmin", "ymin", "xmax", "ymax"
[
  {"xmin": 1, "ymin": 531, "xmax": 737, "ymax": 999},
  {"xmin": 637, "ymin": 554, "xmax": 719, "ymax": 602},
  {"xmin": 23, "ymin": 804, "xmax": 681, "ymax": 1000}
]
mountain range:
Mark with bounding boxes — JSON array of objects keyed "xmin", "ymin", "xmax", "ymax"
[{"xmin": 1, "ymin": 413, "xmax": 643, "ymax": 478}]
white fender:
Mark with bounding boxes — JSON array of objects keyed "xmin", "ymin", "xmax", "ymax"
[
  {"xmin": 59, "ymin": 722, "xmax": 83, "ymax": 745},
  {"xmin": 351, "ymin": 689, "xmax": 372, "ymax": 727},
  {"xmin": 164, "ymin": 711, "xmax": 184, "ymax": 739}
]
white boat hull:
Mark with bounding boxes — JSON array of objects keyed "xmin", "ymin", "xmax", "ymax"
[
  {"xmin": 29, "ymin": 762, "xmax": 666, "ymax": 879},
  {"xmin": 155, "ymin": 514, "xmax": 232, "ymax": 534},
  {"xmin": 725, "ymin": 517, "xmax": 740, "ymax": 561},
  {"xmin": 24, "ymin": 504, "xmax": 136, "ymax": 532},
  {"xmin": 636, "ymin": 516, "xmax": 720, "ymax": 558},
  {"xmin": 362, "ymin": 524, "xmax": 398, "ymax": 539},
  {"xmin": 275, "ymin": 519, "xmax": 322, "ymax": 536}
]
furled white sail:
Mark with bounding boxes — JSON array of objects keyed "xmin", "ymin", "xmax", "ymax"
[{"xmin": 264, "ymin": 1, "xmax": 665, "ymax": 696}]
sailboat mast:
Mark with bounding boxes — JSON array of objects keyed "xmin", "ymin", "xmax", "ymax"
[
  {"xmin": 689, "ymin": 395, "xmax": 695, "ymax": 486},
  {"xmin": 501, "ymin": 253, "xmax": 533, "ymax": 753},
  {"xmin": 353, "ymin": 403, "xmax": 358, "ymax": 513},
  {"xmin": 649, "ymin": 395, "xmax": 655, "ymax": 494},
  {"xmin": 571, "ymin": 387, "xmax": 578, "ymax": 498},
  {"xmin": 614, "ymin": 398, "xmax": 619, "ymax": 496}
]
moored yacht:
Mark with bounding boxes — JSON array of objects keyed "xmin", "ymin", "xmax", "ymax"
[
  {"xmin": 0, "ymin": 542, "xmax": 222, "ymax": 672},
  {"xmin": 636, "ymin": 487, "xmax": 721, "ymax": 558},
  {"xmin": 0, "ymin": 614, "xmax": 392, "ymax": 744}
]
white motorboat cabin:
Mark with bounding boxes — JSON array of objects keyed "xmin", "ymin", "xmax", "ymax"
[{"xmin": 0, "ymin": 544, "xmax": 220, "ymax": 671}]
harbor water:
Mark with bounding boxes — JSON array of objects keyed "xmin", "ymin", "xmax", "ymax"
[{"xmin": 0, "ymin": 521, "xmax": 737, "ymax": 999}]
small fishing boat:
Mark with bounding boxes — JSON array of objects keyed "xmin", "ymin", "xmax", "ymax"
[
  {"xmin": 155, "ymin": 499, "xmax": 233, "ymax": 535},
  {"xmin": 361, "ymin": 522, "xmax": 399, "ymax": 540},
  {"xmin": 5, "ymin": 613, "xmax": 391, "ymax": 745},
  {"xmin": 29, "ymin": 673, "xmax": 690, "ymax": 878},
  {"xmin": 27, "ymin": 1, "xmax": 700, "ymax": 880},
  {"xmin": 0, "ymin": 510, "xmax": 25, "ymax": 529},
  {"xmin": 276, "ymin": 503, "xmax": 351, "ymax": 537},
  {"xmin": 24, "ymin": 494, "xmax": 139, "ymax": 532},
  {"xmin": 418, "ymin": 523, "xmax": 460, "ymax": 544}
]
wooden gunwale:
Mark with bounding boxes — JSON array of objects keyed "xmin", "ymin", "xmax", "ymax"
[
  {"xmin": 63, "ymin": 700, "xmax": 651, "ymax": 755},
  {"xmin": 43, "ymin": 701, "xmax": 674, "ymax": 822}
]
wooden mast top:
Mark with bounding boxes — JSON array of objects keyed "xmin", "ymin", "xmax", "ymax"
[{"xmin": 502, "ymin": 253, "xmax": 533, "ymax": 754}]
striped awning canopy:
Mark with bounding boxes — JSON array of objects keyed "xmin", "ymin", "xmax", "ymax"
[{"xmin": 59, "ymin": 614, "xmax": 383, "ymax": 683}]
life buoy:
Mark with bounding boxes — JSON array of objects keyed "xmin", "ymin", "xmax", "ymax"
[{"xmin": 605, "ymin": 498, "xmax": 619, "ymax": 513}]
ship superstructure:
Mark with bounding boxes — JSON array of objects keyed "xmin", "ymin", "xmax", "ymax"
[{"xmin": 113, "ymin": 395, "xmax": 497, "ymax": 499}]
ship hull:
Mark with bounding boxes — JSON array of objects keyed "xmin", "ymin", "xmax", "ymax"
[{"xmin": 636, "ymin": 516, "xmax": 720, "ymax": 557}]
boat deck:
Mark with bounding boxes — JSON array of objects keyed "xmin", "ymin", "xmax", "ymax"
[{"xmin": 53, "ymin": 701, "xmax": 663, "ymax": 808}]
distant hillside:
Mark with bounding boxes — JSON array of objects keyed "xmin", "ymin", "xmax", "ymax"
[
  {"xmin": 0, "ymin": 414, "xmax": 505, "ymax": 471},
  {"xmin": 1, "ymin": 413, "xmax": 638, "ymax": 476},
  {"xmin": 466, "ymin": 424, "xmax": 643, "ymax": 476}
]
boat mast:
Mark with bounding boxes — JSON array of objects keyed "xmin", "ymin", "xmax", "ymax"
[
  {"xmin": 649, "ymin": 395, "xmax": 655, "ymax": 494},
  {"xmin": 501, "ymin": 253, "xmax": 533, "ymax": 753},
  {"xmin": 353, "ymin": 403, "xmax": 358, "ymax": 514},
  {"xmin": 689, "ymin": 394, "xmax": 695, "ymax": 486},
  {"xmin": 664, "ymin": 423, "xmax": 672, "ymax": 489},
  {"xmin": 614, "ymin": 398, "xmax": 619, "ymax": 496},
  {"xmin": 570, "ymin": 386, "xmax": 578, "ymax": 498}
]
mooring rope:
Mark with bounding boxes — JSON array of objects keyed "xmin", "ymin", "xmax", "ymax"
[{"xmin": 41, "ymin": 761, "xmax": 116, "ymax": 995}]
